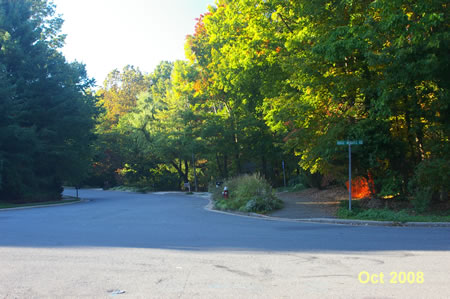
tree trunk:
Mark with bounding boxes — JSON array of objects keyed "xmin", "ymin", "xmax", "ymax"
[
  {"xmin": 262, "ymin": 155, "xmax": 267, "ymax": 178},
  {"xmin": 171, "ymin": 160, "xmax": 187, "ymax": 184},
  {"xmin": 224, "ymin": 154, "xmax": 228, "ymax": 178},
  {"xmin": 216, "ymin": 153, "xmax": 224, "ymax": 178},
  {"xmin": 192, "ymin": 152, "xmax": 198, "ymax": 192},
  {"xmin": 405, "ymin": 111, "xmax": 419, "ymax": 163},
  {"xmin": 184, "ymin": 160, "xmax": 189, "ymax": 182},
  {"xmin": 415, "ymin": 125, "xmax": 426, "ymax": 161},
  {"xmin": 233, "ymin": 133, "xmax": 241, "ymax": 174}
]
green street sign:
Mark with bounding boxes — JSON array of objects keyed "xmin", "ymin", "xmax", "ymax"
[{"xmin": 337, "ymin": 140, "xmax": 363, "ymax": 145}]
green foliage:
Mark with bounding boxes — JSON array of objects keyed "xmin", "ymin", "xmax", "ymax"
[
  {"xmin": 377, "ymin": 171, "xmax": 403, "ymax": 198},
  {"xmin": 407, "ymin": 158, "xmax": 450, "ymax": 212},
  {"xmin": 0, "ymin": 0, "xmax": 97, "ymax": 202},
  {"xmin": 337, "ymin": 206, "xmax": 450, "ymax": 223},
  {"xmin": 87, "ymin": 0, "xmax": 449, "ymax": 205},
  {"xmin": 410, "ymin": 159, "xmax": 450, "ymax": 195},
  {"xmin": 0, "ymin": 199, "xmax": 79, "ymax": 210},
  {"xmin": 211, "ymin": 174, "xmax": 283, "ymax": 213},
  {"xmin": 411, "ymin": 188, "xmax": 433, "ymax": 214},
  {"xmin": 337, "ymin": 200, "xmax": 450, "ymax": 222}
]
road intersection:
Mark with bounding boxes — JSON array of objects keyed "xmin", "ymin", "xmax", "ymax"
[{"xmin": 0, "ymin": 188, "xmax": 448, "ymax": 298}]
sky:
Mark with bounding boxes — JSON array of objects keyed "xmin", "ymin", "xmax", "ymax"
[{"xmin": 53, "ymin": 0, "xmax": 215, "ymax": 86}]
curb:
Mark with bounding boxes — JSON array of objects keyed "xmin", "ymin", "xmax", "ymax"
[
  {"xmin": 286, "ymin": 218, "xmax": 450, "ymax": 227},
  {"xmin": 201, "ymin": 195, "xmax": 450, "ymax": 228},
  {"xmin": 0, "ymin": 199, "xmax": 88, "ymax": 212}
]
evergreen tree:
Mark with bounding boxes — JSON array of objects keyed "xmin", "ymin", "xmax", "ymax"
[{"xmin": 0, "ymin": 0, "xmax": 97, "ymax": 202}]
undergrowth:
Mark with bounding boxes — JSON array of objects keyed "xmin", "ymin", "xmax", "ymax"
[
  {"xmin": 210, "ymin": 174, "xmax": 283, "ymax": 214},
  {"xmin": 337, "ymin": 200, "xmax": 450, "ymax": 223}
]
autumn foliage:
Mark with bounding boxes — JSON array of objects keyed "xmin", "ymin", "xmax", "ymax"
[{"xmin": 345, "ymin": 174, "xmax": 375, "ymax": 199}]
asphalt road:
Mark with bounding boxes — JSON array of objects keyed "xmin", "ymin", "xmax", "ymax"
[{"xmin": 0, "ymin": 188, "xmax": 449, "ymax": 298}]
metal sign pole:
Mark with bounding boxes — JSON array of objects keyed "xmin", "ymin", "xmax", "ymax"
[
  {"xmin": 282, "ymin": 160, "xmax": 286, "ymax": 187},
  {"xmin": 337, "ymin": 140, "xmax": 362, "ymax": 211},
  {"xmin": 348, "ymin": 144, "xmax": 352, "ymax": 211}
]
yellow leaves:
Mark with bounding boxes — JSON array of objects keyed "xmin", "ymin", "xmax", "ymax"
[
  {"xmin": 324, "ymin": 67, "xmax": 337, "ymax": 77},
  {"xmin": 256, "ymin": 50, "xmax": 266, "ymax": 56},
  {"xmin": 406, "ymin": 11, "xmax": 414, "ymax": 21}
]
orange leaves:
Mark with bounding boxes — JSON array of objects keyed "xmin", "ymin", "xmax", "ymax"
[
  {"xmin": 193, "ymin": 80, "xmax": 203, "ymax": 93},
  {"xmin": 345, "ymin": 173, "xmax": 376, "ymax": 199}
]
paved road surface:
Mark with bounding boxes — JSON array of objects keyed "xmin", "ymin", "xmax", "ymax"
[
  {"xmin": 0, "ymin": 188, "xmax": 449, "ymax": 298},
  {"xmin": 271, "ymin": 189, "xmax": 343, "ymax": 219}
]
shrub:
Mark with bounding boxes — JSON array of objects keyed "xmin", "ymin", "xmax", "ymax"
[
  {"xmin": 377, "ymin": 170, "xmax": 403, "ymax": 198},
  {"xmin": 289, "ymin": 172, "xmax": 324, "ymax": 189},
  {"xmin": 410, "ymin": 158, "xmax": 449, "ymax": 199},
  {"xmin": 411, "ymin": 187, "xmax": 433, "ymax": 214},
  {"xmin": 407, "ymin": 158, "xmax": 450, "ymax": 212},
  {"xmin": 210, "ymin": 174, "xmax": 283, "ymax": 214}
]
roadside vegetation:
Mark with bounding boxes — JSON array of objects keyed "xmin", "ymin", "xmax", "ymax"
[
  {"xmin": 110, "ymin": 185, "xmax": 153, "ymax": 193},
  {"xmin": 210, "ymin": 174, "xmax": 283, "ymax": 214},
  {"xmin": 337, "ymin": 198, "xmax": 450, "ymax": 223},
  {"xmin": 0, "ymin": 199, "xmax": 80, "ymax": 210}
]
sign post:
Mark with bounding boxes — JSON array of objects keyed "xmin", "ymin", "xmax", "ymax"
[{"xmin": 337, "ymin": 140, "xmax": 363, "ymax": 211}]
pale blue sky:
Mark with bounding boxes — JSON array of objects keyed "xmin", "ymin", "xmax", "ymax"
[{"xmin": 53, "ymin": 0, "xmax": 215, "ymax": 86}]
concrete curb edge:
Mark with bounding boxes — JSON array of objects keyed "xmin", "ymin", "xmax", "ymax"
[
  {"xmin": 200, "ymin": 194, "xmax": 450, "ymax": 228},
  {"xmin": 0, "ymin": 199, "xmax": 89, "ymax": 212}
]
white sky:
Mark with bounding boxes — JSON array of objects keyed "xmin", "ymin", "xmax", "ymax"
[{"xmin": 53, "ymin": 0, "xmax": 215, "ymax": 86}]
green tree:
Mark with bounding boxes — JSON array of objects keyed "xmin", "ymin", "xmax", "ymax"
[
  {"xmin": 0, "ymin": 0, "xmax": 97, "ymax": 202},
  {"xmin": 185, "ymin": 1, "xmax": 287, "ymax": 182}
]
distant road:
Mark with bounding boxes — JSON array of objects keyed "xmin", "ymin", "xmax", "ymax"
[{"xmin": 0, "ymin": 188, "xmax": 448, "ymax": 298}]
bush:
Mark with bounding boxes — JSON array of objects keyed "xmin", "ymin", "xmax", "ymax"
[
  {"xmin": 210, "ymin": 174, "xmax": 283, "ymax": 214},
  {"xmin": 410, "ymin": 158, "xmax": 449, "ymax": 199},
  {"xmin": 337, "ymin": 199, "xmax": 450, "ymax": 222},
  {"xmin": 407, "ymin": 158, "xmax": 450, "ymax": 212},
  {"xmin": 288, "ymin": 172, "xmax": 323, "ymax": 189},
  {"xmin": 411, "ymin": 187, "xmax": 432, "ymax": 214},
  {"xmin": 377, "ymin": 170, "xmax": 403, "ymax": 198}
]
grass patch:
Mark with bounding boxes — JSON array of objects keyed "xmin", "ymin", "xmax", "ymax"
[
  {"xmin": 337, "ymin": 200, "xmax": 450, "ymax": 222},
  {"xmin": 0, "ymin": 199, "xmax": 80, "ymax": 209},
  {"xmin": 210, "ymin": 174, "xmax": 283, "ymax": 214}
]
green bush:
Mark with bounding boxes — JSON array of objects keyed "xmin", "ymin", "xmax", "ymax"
[
  {"xmin": 288, "ymin": 172, "xmax": 323, "ymax": 189},
  {"xmin": 337, "ymin": 200, "xmax": 450, "ymax": 222},
  {"xmin": 290, "ymin": 183, "xmax": 307, "ymax": 192},
  {"xmin": 210, "ymin": 174, "xmax": 283, "ymax": 214},
  {"xmin": 377, "ymin": 170, "xmax": 403, "ymax": 198},
  {"xmin": 411, "ymin": 187, "xmax": 432, "ymax": 214},
  {"xmin": 407, "ymin": 158, "xmax": 450, "ymax": 213}
]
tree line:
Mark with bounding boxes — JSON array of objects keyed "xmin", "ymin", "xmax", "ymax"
[{"xmin": 1, "ymin": 0, "xmax": 448, "ymax": 207}]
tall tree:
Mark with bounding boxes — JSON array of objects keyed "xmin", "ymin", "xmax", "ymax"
[{"xmin": 0, "ymin": 0, "xmax": 97, "ymax": 202}]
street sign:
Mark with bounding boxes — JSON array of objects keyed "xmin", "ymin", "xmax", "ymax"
[
  {"xmin": 337, "ymin": 140, "xmax": 363, "ymax": 145},
  {"xmin": 337, "ymin": 140, "xmax": 363, "ymax": 211}
]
